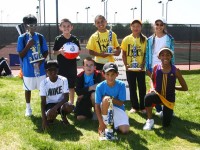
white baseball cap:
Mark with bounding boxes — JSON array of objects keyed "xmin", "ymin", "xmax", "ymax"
[{"xmin": 155, "ymin": 18, "xmax": 167, "ymax": 24}]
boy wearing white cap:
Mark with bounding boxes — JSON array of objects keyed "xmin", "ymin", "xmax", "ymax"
[{"xmin": 143, "ymin": 47, "xmax": 188, "ymax": 130}]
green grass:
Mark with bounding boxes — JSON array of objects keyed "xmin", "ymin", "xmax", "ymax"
[{"xmin": 0, "ymin": 70, "xmax": 200, "ymax": 150}]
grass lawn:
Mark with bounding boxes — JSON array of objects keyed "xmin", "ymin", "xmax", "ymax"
[{"xmin": 0, "ymin": 70, "xmax": 200, "ymax": 150}]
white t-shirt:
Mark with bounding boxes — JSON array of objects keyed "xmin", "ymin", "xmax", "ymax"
[
  {"xmin": 152, "ymin": 35, "xmax": 167, "ymax": 67},
  {"xmin": 40, "ymin": 75, "xmax": 69, "ymax": 104}
]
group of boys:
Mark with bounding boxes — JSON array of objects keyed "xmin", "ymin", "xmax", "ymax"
[{"xmin": 16, "ymin": 14, "xmax": 188, "ymax": 137}]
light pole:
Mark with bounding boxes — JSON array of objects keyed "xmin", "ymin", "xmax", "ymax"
[
  {"xmin": 38, "ymin": 0, "xmax": 41, "ymax": 24},
  {"xmin": 101, "ymin": 0, "xmax": 108, "ymax": 19},
  {"xmin": 166, "ymin": 0, "xmax": 173, "ymax": 22},
  {"xmin": 130, "ymin": 7, "xmax": 137, "ymax": 19},
  {"xmin": 43, "ymin": 0, "xmax": 46, "ymax": 24},
  {"xmin": 158, "ymin": 1, "xmax": 164, "ymax": 18},
  {"xmin": 76, "ymin": 12, "xmax": 79, "ymax": 23},
  {"xmin": 141, "ymin": 0, "xmax": 143, "ymax": 21},
  {"xmin": 85, "ymin": 7, "xmax": 90, "ymax": 23},
  {"xmin": 36, "ymin": 6, "xmax": 39, "ymax": 22},
  {"xmin": 114, "ymin": 12, "xmax": 117, "ymax": 24}
]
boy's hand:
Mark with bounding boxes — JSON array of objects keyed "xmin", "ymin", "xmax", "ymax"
[
  {"xmin": 98, "ymin": 122, "xmax": 106, "ymax": 135},
  {"xmin": 26, "ymin": 39, "xmax": 34, "ymax": 49},
  {"xmin": 59, "ymin": 47, "xmax": 65, "ymax": 56},
  {"xmin": 42, "ymin": 120, "xmax": 49, "ymax": 131}
]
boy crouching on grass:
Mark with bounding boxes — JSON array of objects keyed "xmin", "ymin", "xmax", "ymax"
[
  {"xmin": 143, "ymin": 47, "xmax": 188, "ymax": 130},
  {"xmin": 95, "ymin": 62, "xmax": 130, "ymax": 135},
  {"xmin": 40, "ymin": 60, "xmax": 74, "ymax": 130}
]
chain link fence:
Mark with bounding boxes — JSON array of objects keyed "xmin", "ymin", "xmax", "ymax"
[{"xmin": 0, "ymin": 23, "xmax": 200, "ymax": 67}]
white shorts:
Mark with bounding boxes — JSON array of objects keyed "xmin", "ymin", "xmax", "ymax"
[
  {"xmin": 23, "ymin": 75, "xmax": 46, "ymax": 91},
  {"xmin": 113, "ymin": 106, "xmax": 129, "ymax": 129},
  {"xmin": 102, "ymin": 106, "xmax": 129, "ymax": 129}
]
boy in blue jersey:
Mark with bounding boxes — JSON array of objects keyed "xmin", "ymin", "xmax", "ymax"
[
  {"xmin": 95, "ymin": 62, "xmax": 129, "ymax": 135},
  {"xmin": 17, "ymin": 14, "xmax": 48, "ymax": 116}
]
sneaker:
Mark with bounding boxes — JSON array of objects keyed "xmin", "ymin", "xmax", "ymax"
[
  {"xmin": 143, "ymin": 119, "xmax": 154, "ymax": 130},
  {"xmin": 155, "ymin": 111, "xmax": 163, "ymax": 118},
  {"xmin": 25, "ymin": 108, "xmax": 32, "ymax": 117},
  {"xmin": 129, "ymin": 108, "xmax": 137, "ymax": 114}
]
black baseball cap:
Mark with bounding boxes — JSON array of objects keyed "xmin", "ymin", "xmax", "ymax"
[
  {"xmin": 103, "ymin": 62, "xmax": 118, "ymax": 73},
  {"xmin": 23, "ymin": 14, "xmax": 37, "ymax": 25},
  {"xmin": 44, "ymin": 60, "xmax": 59, "ymax": 70}
]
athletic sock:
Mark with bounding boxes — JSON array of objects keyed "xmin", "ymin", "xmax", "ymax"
[{"xmin": 26, "ymin": 103, "xmax": 31, "ymax": 109}]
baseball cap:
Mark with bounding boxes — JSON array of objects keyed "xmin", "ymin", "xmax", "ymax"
[
  {"xmin": 158, "ymin": 47, "xmax": 174, "ymax": 57},
  {"xmin": 103, "ymin": 62, "xmax": 118, "ymax": 73},
  {"xmin": 155, "ymin": 18, "xmax": 167, "ymax": 24},
  {"xmin": 44, "ymin": 60, "xmax": 59, "ymax": 70},
  {"xmin": 131, "ymin": 19, "xmax": 142, "ymax": 25},
  {"xmin": 23, "ymin": 14, "xmax": 37, "ymax": 25}
]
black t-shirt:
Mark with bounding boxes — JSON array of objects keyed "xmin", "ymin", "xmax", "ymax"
[{"xmin": 53, "ymin": 34, "xmax": 81, "ymax": 76}]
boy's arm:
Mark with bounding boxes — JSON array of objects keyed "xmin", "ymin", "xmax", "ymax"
[
  {"xmin": 113, "ymin": 46, "xmax": 121, "ymax": 56},
  {"xmin": 41, "ymin": 96, "xmax": 48, "ymax": 130},
  {"xmin": 18, "ymin": 38, "xmax": 34, "ymax": 58},
  {"xmin": 95, "ymin": 104, "xmax": 106, "ymax": 134},
  {"xmin": 175, "ymin": 69, "xmax": 188, "ymax": 91}
]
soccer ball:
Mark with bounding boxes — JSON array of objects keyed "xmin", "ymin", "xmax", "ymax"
[{"xmin": 63, "ymin": 42, "xmax": 79, "ymax": 59}]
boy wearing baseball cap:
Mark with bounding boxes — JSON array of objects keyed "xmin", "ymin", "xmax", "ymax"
[
  {"xmin": 40, "ymin": 60, "xmax": 74, "ymax": 131},
  {"xmin": 95, "ymin": 62, "xmax": 130, "ymax": 135},
  {"xmin": 143, "ymin": 47, "xmax": 188, "ymax": 130}
]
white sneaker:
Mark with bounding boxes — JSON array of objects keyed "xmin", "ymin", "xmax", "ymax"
[
  {"xmin": 25, "ymin": 108, "xmax": 32, "ymax": 116},
  {"xmin": 155, "ymin": 111, "xmax": 163, "ymax": 118},
  {"xmin": 143, "ymin": 119, "xmax": 154, "ymax": 130}
]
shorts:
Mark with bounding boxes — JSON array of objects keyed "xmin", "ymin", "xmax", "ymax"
[
  {"xmin": 45, "ymin": 103, "xmax": 62, "ymax": 116},
  {"xmin": 23, "ymin": 75, "xmax": 46, "ymax": 91},
  {"xmin": 144, "ymin": 92, "xmax": 174, "ymax": 127},
  {"xmin": 103, "ymin": 106, "xmax": 129, "ymax": 129},
  {"xmin": 75, "ymin": 95, "xmax": 93, "ymax": 119},
  {"xmin": 59, "ymin": 69, "xmax": 77, "ymax": 88}
]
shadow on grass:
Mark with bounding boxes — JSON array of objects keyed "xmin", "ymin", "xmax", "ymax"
[
  {"xmin": 30, "ymin": 115, "xmax": 83, "ymax": 142},
  {"xmin": 153, "ymin": 116, "xmax": 200, "ymax": 144}
]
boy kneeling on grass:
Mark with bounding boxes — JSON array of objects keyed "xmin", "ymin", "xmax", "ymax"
[
  {"xmin": 95, "ymin": 62, "xmax": 130, "ymax": 135},
  {"xmin": 143, "ymin": 47, "xmax": 188, "ymax": 130},
  {"xmin": 40, "ymin": 60, "xmax": 74, "ymax": 130}
]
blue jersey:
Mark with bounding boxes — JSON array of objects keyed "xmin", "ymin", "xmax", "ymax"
[
  {"xmin": 17, "ymin": 32, "xmax": 48, "ymax": 77},
  {"xmin": 95, "ymin": 80, "xmax": 126, "ymax": 111}
]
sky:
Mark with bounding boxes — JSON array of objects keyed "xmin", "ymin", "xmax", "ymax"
[{"xmin": 0, "ymin": 0, "xmax": 199, "ymax": 24}]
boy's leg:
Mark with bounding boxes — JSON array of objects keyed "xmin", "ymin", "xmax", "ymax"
[
  {"xmin": 137, "ymin": 71, "xmax": 146, "ymax": 111},
  {"xmin": 162, "ymin": 106, "xmax": 173, "ymax": 127},
  {"xmin": 60, "ymin": 102, "xmax": 74, "ymax": 125},
  {"xmin": 126, "ymin": 71, "xmax": 139, "ymax": 111},
  {"xmin": 143, "ymin": 92, "xmax": 161, "ymax": 130},
  {"xmin": 113, "ymin": 106, "xmax": 130, "ymax": 134},
  {"xmin": 69, "ymin": 88, "xmax": 75, "ymax": 104},
  {"xmin": 25, "ymin": 90, "xmax": 32, "ymax": 116},
  {"xmin": 75, "ymin": 96, "xmax": 93, "ymax": 120}
]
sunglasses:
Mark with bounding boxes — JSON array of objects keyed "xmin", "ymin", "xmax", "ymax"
[
  {"xmin": 27, "ymin": 24, "xmax": 37, "ymax": 27},
  {"xmin": 155, "ymin": 23, "xmax": 164, "ymax": 26}
]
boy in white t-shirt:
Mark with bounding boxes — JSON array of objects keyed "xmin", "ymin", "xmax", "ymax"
[{"xmin": 40, "ymin": 60, "xmax": 74, "ymax": 130}]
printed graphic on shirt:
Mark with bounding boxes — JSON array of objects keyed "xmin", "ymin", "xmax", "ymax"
[{"xmin": 48, "ymin": 86, "xmax": 62, "ymax": 96}]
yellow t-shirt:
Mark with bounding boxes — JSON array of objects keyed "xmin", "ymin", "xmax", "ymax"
[
  {"xmin": 121, "ymin": 34, "xmax": 147, "ymax": 71},
  {"xmin": 86, "ymin": 30, "xmax": 120, "ymax": 64}
]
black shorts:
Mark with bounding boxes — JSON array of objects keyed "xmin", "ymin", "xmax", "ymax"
[
  {"xmin": 45, "ymin": 103, "xmax": 61, "ymax": 114},
  {"xmin": 74, "ymin": 95, "xmax": 93, "ymax": 119},
  {"xmin": 59, "ymin": 69, "xmax": 77, "ymax": 88},
  {"xmin": 144, "ymin": 92, "xmax": 173, "ymax": 127}
]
